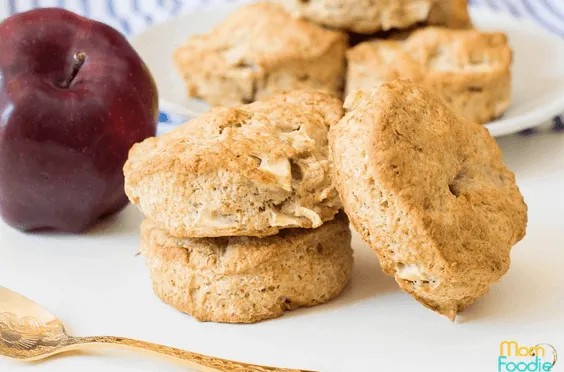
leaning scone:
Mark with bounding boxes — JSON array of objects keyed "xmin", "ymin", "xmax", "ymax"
[
  {"xmin": 329, "ymin": 81, "xmax": 527, "ymax": 319},
  {"xmin": 174, "ymin": 2, "xmax": 347, "ymax": 106},
  {"xmin": 124, "ymin": 91, "xmax": 343, "ymax": 238},
  {"xmin": 271, "ymin": 0, "xmax": 470, "ymax": 34},
  {"xmin": 346, "ymin": 27, "xmax": 512, "ymax": 124},
  {"xmin": 141, "ymin": 213, "xmax": 353, "ymax": 323}
]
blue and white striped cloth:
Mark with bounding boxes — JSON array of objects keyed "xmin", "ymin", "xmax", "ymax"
[
  {"xmin": 471, "ymin": 0, "xmax": 564, "ymax": 37},
  {"xmin": 1, "ymin": 0, "xmax": 563, "ymax": 131},
  {"xmin": 1, "ymin": 0, "xmax": 243, "ymax": 36}
]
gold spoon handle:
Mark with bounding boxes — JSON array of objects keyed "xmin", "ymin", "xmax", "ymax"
[{"xmin": 65, "ymin": 336, "xmax": 312, "ymax": 372}]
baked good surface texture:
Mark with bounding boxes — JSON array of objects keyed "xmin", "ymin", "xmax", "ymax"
[
  {"xmin": 271, "ymin": 0, "xmax": 470, "ymax": 34},
  {"xmin": 174, "ymin": 2, "xmax": 347, "ymax": 106},
  {"xmin": 329, "ymin": 80, "xmax": 527, "ymax": 319},
  {"xmin": 124, "ymin": 90, "xmax": 343, "ymax": 238},
  {"xmin": 141, "ymin": 213, "xmax": 353, "ymax": 323},
  {"xmin": 346, "ymin": 27, "xmax": 512, "ymax": 124}
]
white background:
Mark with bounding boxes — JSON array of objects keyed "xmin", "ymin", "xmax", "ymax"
[{"xmin": 0, "ymin": 131, "xmax": 563, "ymax": 371}]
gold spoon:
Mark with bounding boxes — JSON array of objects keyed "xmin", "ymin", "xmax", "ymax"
[{"xmin": 0, "ymin": 286, "xmax": 313, "ymax": 372}]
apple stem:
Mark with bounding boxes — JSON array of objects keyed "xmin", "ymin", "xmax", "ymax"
[{"xmin": 60, "ymin": 52, "xmax": 86, "ymax": 89}]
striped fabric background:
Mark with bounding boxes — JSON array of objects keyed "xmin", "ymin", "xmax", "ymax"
[
  {"xmin": 3, "ymin": 1, "xmax": 563, "ymax": 37},
  {"xmin": 470, "ymin": 0, "xmax": 564, "ymax": 36},
  {"xmin": 1, "ymin": 0, "xmax": 563, "ymax": 130}
]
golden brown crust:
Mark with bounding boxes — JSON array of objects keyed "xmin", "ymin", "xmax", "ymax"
[
  {"xmin": 346, "ymin": 27, "xmax": 512, "ymax": 124},
  {"xmin": 124, "ymin": 91, "xmax": 343, "ymax": 238},
  {"xmin": 428, "ymin": 0, "xmax": 471, "ymax": 29},
  {"xmin": 174, "ymin": 2, "xmax": 347, "ymax": 106},
  {"xmin": 330, "ymin": 81, "xmax": 527, "ymax": 319},
  {"xmin": 271, "ymin": 0, "xmax": 471, "ymax": 34},
  {"xmin": 141, "ymin": 213, "xmax": 353, "ymax": 323}
]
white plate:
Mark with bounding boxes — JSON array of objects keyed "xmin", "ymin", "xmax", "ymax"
[{"xmin": 132, "ymin": 4, "xmax": 564, "ymax": 137}]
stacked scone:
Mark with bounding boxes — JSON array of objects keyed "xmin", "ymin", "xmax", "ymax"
[
  {"xmin": 272, "ymin": 0, "xmax": 471, "ymax": 33},
  {"xmin": 124, "ymin": 91, "xmax": 353, "ymax": 323},
  {"xmin": 125, "ymin": 81, "xmax": 528, "ymax": 323},
  {"xmin": 174, "ymin": 1, "xmax": 513, "ymax": 124}
]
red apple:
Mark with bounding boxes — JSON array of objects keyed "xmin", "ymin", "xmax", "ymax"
[{"xmin": 0, "ymin": 8, "xmax": 158, "ymax": 233}]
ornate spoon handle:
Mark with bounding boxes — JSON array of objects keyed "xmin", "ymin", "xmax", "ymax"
[{"xmin": 63, "ymin": 336, "xmax": 312, "ymax": 372}]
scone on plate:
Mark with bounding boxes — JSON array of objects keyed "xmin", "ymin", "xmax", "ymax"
[
  {"xmin": 272, "ymin": 0, "xmax": 470, "ymax": 34},
  {"xmin": 329, "ymin": 81, "xmax": 527, "ymax": 320},
  {"xmin": 124, "ymin": 91, "xmax": 343, "ymax": 238},
  {"xmin": 174, "ymin": 2, "xmax": 348, "ymax": 106},
  {"xmin": 141, "ymin": 213, "xmax": 353, "ymax": 323},
  {"xmin": 346, "ymin": 27, "xmax": 512, "ymax": 124}
]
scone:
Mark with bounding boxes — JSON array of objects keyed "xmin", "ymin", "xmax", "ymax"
[
  {"xmin": 427, "ymin": 0, "xmax": 471, "ymax": 29},
  {"xmin": 141, "ymin": 213, "xmax": 353, "ymax": 323},
  {"xmin": 329, "ymin": 81, "xmax": 527, "ymax": 320},
  {"xmin": 174, "ymin": 2, "xmax": 347, "ymax": 106},
  {"xmin": 272, "ymin": 0, "xmax": 470, "ymax": 34},
  {"xmin": 124, "ymin": 91, "xmax": 343, "ymax": 238},
  {"xmin": 346, "ymin": 27, "xmax": 512, "ymax": 124}
]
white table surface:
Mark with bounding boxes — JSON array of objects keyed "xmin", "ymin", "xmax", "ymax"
[{"xmin": 0, "ymin": 130, "xmax": 563, "ymax": 372}]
